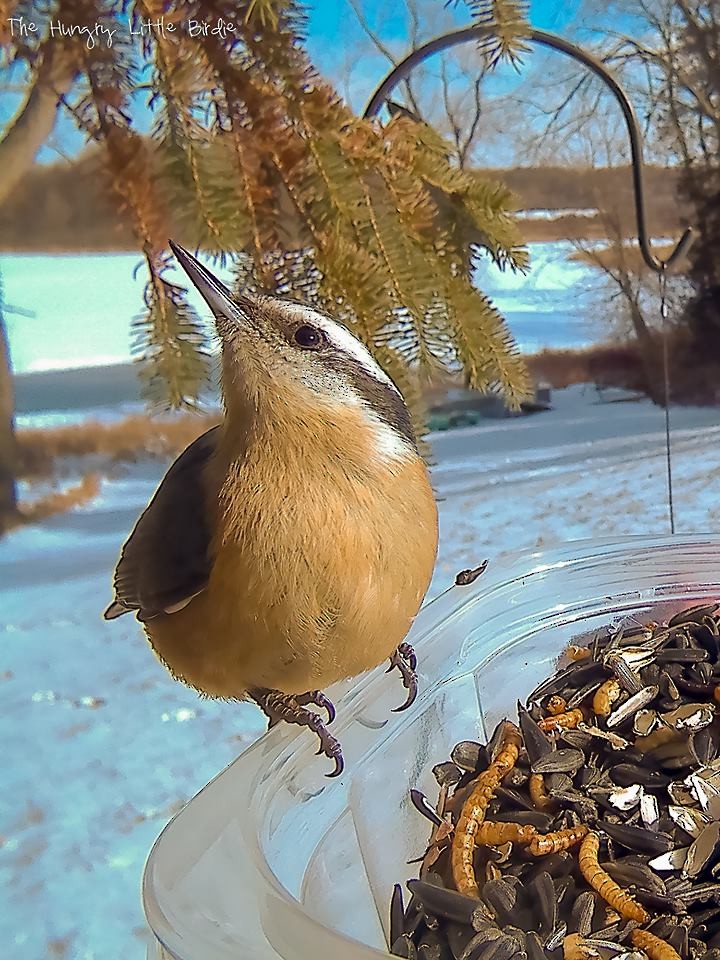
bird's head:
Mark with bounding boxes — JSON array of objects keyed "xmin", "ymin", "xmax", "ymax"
[{"xmin": 169, "ymin": 241, "xmax": 417, "ymax": 461}]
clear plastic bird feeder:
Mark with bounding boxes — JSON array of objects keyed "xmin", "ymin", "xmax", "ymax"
[{"xmin": 143, "ymin": 535, "xmax": 720, "ymax": 960}]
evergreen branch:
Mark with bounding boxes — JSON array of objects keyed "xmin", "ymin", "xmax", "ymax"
[
  {"xmin": 144, "ymin": 18, "xmax": 232, "ymax": 254},
  {"xmin": 131, "ymin": 256, "xmax": 212, "ymax": 409},
  {"xmin": 8, "ymin": 0, "xmax": 532, "ymax": 414},
  {"xmin": 459, "ymin": 0, "xmax": 531, "ymax": 70}
]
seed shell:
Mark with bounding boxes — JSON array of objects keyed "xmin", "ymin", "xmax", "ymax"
[{"xmin": 393, "ymin": 601, "xmax": 720, "ymax": 960}]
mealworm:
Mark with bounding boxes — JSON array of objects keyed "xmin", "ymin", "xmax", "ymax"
[
  {"xmin": 566, "ymin": 645, "xmax": 591, "ymax": 661},
  {"xmin": 592, "ymin": 678, "xmax": 621, "ymax": 717},
  {"xmin": 630, "ymin": 929, "xmax": 682, "ymax": 960},
  {"xmin": 528, "ymin": 825, "xmax": 588, "ymax": 857},
  {"xmin": 475, "ymin": 820, "xmax": 537, "ymax": 846},
  {"xmin": 528, "ymin": 773, "xmax": 554, "ymax": 811},
  {"xmin": 714, "ymin": 685, "xmax": 720, "ymax": 705},
  {"xmin": 547, "ymin": 695, "xmax": 568, "ymax": 716},
  {"xmin": 563, "ymin": 933, "xmax": 602, "ymax": 960},
  {"xmin": 578, "ymin": 831, "xmax": 649, "ymax": 923},
  {"xmin": 451, "ymin": 721, "xmax": 522, "ymax": 897},
  {"xmin": 538, "ymin": 708, "xmax": 584, "ymax": 731}
]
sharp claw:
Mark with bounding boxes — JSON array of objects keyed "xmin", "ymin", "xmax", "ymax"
[
  {"xmin": 249, "ymin": 687, "xmax": 344, "ymax": 777},
  {"xmin": 388, "ymin": 643, "xmax": 419, "ymax": 711},
  {"xmin": 324, "ymin": 698, "xmax": 336, "ymax": 725},
  {"xmin": 392, "ymin": 680, "xmax": 418, "ymax": 712},
  {"xmin": 326, "ymin": 754, "xmax": 344, "ymax": 778},
  {"xmin": 295, "ymin": 690, "xmax": 336, "ymax": 726}
]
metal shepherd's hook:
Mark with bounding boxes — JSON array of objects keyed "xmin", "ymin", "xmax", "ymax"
[
  {"xmin": 363, "ymin": 26, "xmax": 693, "ymax": 272},
  {"xmin": 364, "ymin": 26, "xmax": 694, "ymax": 533}
]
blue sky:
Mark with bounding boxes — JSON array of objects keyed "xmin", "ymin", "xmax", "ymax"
[
  {"xmin": 1, "ymin": 0, "xmax": 590, "ymax": 165},
  {"xmin": 305, "ymin": 0, "xmax": 584, "ymax": 111}
]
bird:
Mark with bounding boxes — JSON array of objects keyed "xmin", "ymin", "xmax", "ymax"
[{"xmin": 104, "ymin": 241, "xmax": 438, "ymax": 776}]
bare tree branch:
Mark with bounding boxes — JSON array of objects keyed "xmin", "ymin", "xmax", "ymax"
[
  {"xmin": 0, "ymin": 45, "xmax": 78, "ymax": 204},
  {"xmin": 345, "ymin": 0, "xmax": 423, "ymax": 115}
]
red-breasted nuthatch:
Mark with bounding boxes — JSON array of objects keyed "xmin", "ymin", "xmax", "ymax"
[{"xmin": 104, "ymin": 241, "xmax": 438, "ymax": 775}]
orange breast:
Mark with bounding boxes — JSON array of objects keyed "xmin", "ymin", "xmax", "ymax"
[{"xmin": 145, "ymin": 415, "xmax": 438, "ymax": 699}]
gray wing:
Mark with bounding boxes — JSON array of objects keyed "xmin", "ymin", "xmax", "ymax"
[{"xmin": 104, "ymin": 426, "xmax": 221, "ymax": 622}]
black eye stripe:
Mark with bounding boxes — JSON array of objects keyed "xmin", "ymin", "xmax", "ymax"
[{"xmin": 319, "ymin": 353, "xmax": 417, "ymax": 451}]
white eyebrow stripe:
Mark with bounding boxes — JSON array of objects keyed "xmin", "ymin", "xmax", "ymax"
[{"xmin": 287, "ymin": 304, "xmax": 403, "ymax": 397}]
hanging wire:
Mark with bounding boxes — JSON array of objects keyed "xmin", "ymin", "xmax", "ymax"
[{"xmin": 659, "ymin": 266, "xmax": 675, "ymax": 534}]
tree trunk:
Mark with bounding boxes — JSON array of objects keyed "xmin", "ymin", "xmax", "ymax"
[
  {"xmin": 0, "ymin": 302, "xmax": 17, "ymax": 527},
  {"xmin": 0, "ymin": 45, "xmax": 78, "ymax": 205}
]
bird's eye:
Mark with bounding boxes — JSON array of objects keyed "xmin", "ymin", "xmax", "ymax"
[{"xmin": 293, "ymin": 324, "xmax": 325, "ymax": 350}]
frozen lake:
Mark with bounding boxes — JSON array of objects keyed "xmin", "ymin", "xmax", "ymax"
[{"xmin": 1, "ymin": 242, "xmax": 602, "ymax": 376}]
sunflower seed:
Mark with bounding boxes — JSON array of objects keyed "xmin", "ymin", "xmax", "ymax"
[
  {"xmin": 578, "ymin": 723, "xmax": 630, "ymax": 750},
  {"xmin": 480, "ymin": 879, "xmax": 518, "ymax": 925},
  {"xmin": 456, "ymin": 927, "xmax": 503, "ymax": 960},
  {"xmin": 607, "ymin": 686, "xmax": 659, "ymax": 728},
  {"xmin": 410, "ymin": 790, "xmax": 444, "ymax": 827},
  {"xmin": 669, "ymin": 604, "xmax": 719, "ymax": 626},
  {"xmin": 524, "ymin": 932, "xmax": 547, "ymax": 960},
  {"xmin": 407, "ymin": 881, "xmax": 495, "ymax": 930},
  {"xmin": 634, "ymin": 709, "xmax": 659, "ymax": 737},
  {"xmin": 662, "ymin": 702, "xmax": 716, "ymax": 731},
  {"xmin": 602, "ymin": 858, "xmax": 667, "ymax": 894},
  {"xmin": 640, "ymin": 789, "xmax": 660, "ymax": 827},
  {"xmin": 692, "ymin": 728, "xmax": 720, "ymax": 766},
  {"xmin": 545, "ymin": 922, "xmax": 568, "ymax": 952},
  {"xmin": 610, "ymin": 764, "xmax": 671, "ymax": 789},
  {"xmin": 599, "ymin": 820, "xmax": 674, "ymax": 855},
  {"xmin": 450, "ymin": 741, "xmax": 485, "ymax": 773},
  {"xmin": 433, "ymin": 762, "xmax": 462, "ymax": 787},
  {"xmin": 532, "ymin": 748, "xmax": 585, "ymax": 775},
  {"xmin": 656, "ymin": 648, "xmax": 710, "ymax": 663},
  {"xmin": 684, "ymin": 822, "xmax": 720, "ymax": 879},
  {"xmin": 392, "ymin": 934, "xmax": 419, "ymax": 959},
  {"xmin": 531, "ymin": 871, "xmax": 557, "ymax": 934},
  {"xmin": 529, "ymin": 661, "xmax": 606, "ymax": 702},
  {"xmin": 668, "ymin": 804, "xmax": 710, "ymax": 840},
  {"xmin": 604, "ymin": 653, "xmax": 644, "ymax": 694},
  {"xmin": 568, "ymin": 891, "xmax": 596, "ymax": 937},
  {"xmin": 650, "ymin": 847, "xmax": 691, "ymax": 871},
  {"xmin": 518, "ymin": 703, "xmax": 554, "ymax": 763},
  {"xmin": 669, "ymin": 781, "xmax": 698, "ymax": 806}
]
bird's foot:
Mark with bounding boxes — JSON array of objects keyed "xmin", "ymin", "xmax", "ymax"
[
  {"xmin": 295, "ymin": 689, "xmax": 336, "ymax": 724},
  {"xmin": 387, "ymin": 641, "xmax": 418, "ymax": 711},
  {"xmin": 249, "ymin": 687, "xmax": 343, "ymax": 778}
]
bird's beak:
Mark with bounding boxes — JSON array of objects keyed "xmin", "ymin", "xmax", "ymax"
[{"xmin": 169, "ymin": 240, "xmax": 250, "ymax": 327}]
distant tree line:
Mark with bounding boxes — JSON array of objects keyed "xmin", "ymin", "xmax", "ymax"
[{"xmin": 0, "ymin": 148, "xmax": 687, "ymax": 251}]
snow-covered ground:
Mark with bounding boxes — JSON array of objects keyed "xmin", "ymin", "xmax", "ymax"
[{"xmin": 3, "ymin": 385, "xmax": 720, "ymax": 958}]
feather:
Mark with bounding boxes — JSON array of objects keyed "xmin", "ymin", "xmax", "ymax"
[{"xmin": 104, "ymin": 426, "xmax": 221, "ymax": 621}]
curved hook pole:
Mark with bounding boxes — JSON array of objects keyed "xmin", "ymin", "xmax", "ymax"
[{"xmin": 363, "ymin": 26, "xmax": 693, "ymax": 274}]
